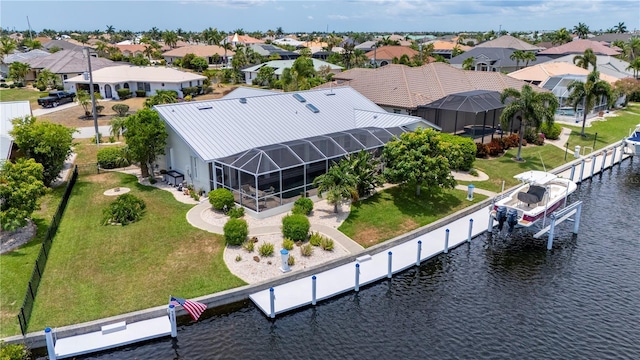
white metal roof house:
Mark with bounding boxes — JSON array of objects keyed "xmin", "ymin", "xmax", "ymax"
[
  {"xmin": 154, "ymin": 86, "xmax": 438, "ymax": 217},
  {"xmin": 0, "ymin": 101, "xmax": 32, "ymax": 164},
  {"xmin": 64, "ymin": 65, "xmax": 207, "ymax": 99},
  {"xmin": 241, "ymin": 59, "xmax": 343, "ymax": 85}
]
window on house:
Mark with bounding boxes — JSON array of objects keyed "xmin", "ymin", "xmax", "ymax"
[
  {"xmin": 63, "ymin": 75, "xmax": 68, "ymax": 80},
  {"xmin": 137, "ymin": 82, "xmax": 151, "ymax": 91},
  {"xmin": 393, "ymin": 109, "xmax": 401, "ymax": 114},
  {"xmin": 190, "ymin": 156, "xmax": 198, "ymax": 179}
]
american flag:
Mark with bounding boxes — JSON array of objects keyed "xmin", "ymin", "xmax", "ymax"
[{"xmin": 170, "ymin": 296, "xmax": 207, "ymax": 322}]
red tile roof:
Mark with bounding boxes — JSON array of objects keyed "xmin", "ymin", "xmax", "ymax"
[
  {"xmin": 365, "ymin": 46, "xmax": 418, "ymax": 60},
  {"xmin": 537, "ymin": 39, "xmax": 620, "ymax": 56},
  {"xmin": 322, "ymin": 63, "xmax": 541, "ymax": 110}
]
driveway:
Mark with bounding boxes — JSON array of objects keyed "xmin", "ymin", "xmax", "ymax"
[
  {"xmin": 74, "ymin": 126, "xmax": 112, "ymax": 139},
  {"xmin": 32, "ymin": 101, "xmax": 79, "ymax": 116}
]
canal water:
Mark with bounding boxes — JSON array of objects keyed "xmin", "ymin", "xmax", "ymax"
[{"xmin": 43, "ymin": 159, "xmax": 640, "ymax": 360}]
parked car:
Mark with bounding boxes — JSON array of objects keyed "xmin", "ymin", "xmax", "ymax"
[{"xmin": 37, "ymin": 91, "xmax": 76, "ymax": 108}]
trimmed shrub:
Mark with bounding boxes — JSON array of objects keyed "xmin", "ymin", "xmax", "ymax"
[
  {"xmin": 282, "ymin": 214, "xmax": 310, "ymax": 242},
  {"xmin": 97, "ymin": 147, "xmax": 130, "ymax": 169},
  {"xmin": 320, "ymin": 237, "xmax": 334, "ymax": 251},
  {"xmin": 135, "ymin": 90, "xmax": 147, "ymax": 97},
  {"xmin": 223, "ymin": 218, "xmax": 248, "ymax": 246},
  {"xmin": 309, "ymin": 231, "xmax": 323, "ymax": 246},
  {"xmin": 438, "ymin": 133, "xmax": 476, "ymax": 171},
  {"xmin": 117, "ymin": 88, "xmax": 132, "ymax": 99},
  {"xmin": 487, "ymin": 139, "xmax": 504, "ymax": 157},
  {"xmin": 523, "ymin": 127, "xmax": 539, "ymax": 144},
  {"xmin": 476, "ymin": 143, "xmax": 489, "ymax": 158},
  {"xmin": 227, "ymin": 207, "xmax": 245, "ymax": 219},
  {"xmin": 282, "ymin": 238, "xmax": 295, "ymax": 250},
  {"xmin": 0, "ymin": 341, "xmax": 30, "ymax": 360},
  {"xmin": 112, "ymin": 103, "xmax": 130, "ymax": 116},
  {"xmin": 209, "ymin": 188, "xmax": 235, "ymax": 211},
  {"xmin": 292, "ymin": 197, "xmax": 313, "ymax": 215},
  {"xmin": 102, "ymin": 193, "xmax": 146, "ymax": 226},
  {"xmin": 258, "ymin": 242, "xmax": 275, "ymax": 257},
  {"xmin": 540, "ymin": 122, "xmax": 562, "ymax": 140},
  {"xmin": 242, "ymin": 239, "xmax": 254, "ymax": 252},
  {"xmin": 503, "ymin": 134, "xmax": 520, "ymax": 148},
  {"xmin": 287, "ymin": 254, "xmax": 295, "ymax": 266},
  {"xmin": 300, "ymin": 243, "xmax": 314, "ymax": 257}
]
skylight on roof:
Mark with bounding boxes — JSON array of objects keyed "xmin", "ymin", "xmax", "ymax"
[
  {"xmin": 293, "ymin": 93, "xmax": 306, "ymax": 102},
  {"xmin": 306, "ymin": 103, "xmax": 319, "ymax": 113}
]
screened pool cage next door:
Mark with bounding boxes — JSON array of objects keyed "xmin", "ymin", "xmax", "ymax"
[{"xmin": 210, "ymin": 127, "xmax": 407, "ymax": 212}]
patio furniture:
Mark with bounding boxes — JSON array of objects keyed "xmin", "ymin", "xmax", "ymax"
[{"xmin": 164, "ymin": 170, "xmax": 184, "ymax": 186}]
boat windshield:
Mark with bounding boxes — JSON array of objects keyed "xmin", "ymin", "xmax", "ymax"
[{"xmin": 514, "ymin": 171, "xmax": 557, "ymax": 185}]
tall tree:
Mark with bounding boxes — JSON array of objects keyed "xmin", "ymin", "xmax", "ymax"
[
  {"xmin": 510, "ymin": 50, "xmax": 525, "ymax": 70},
  {"xmin": 572, "ymin": 22, "xmax": 590, "ymax": 39},
  {"xmin": 522, "ymin": 51, "xmax": 537, "ymax": 67},
  {"xmin": 10, "ymin": 116, "xmax": 76, "ymax": 186},
  {"xmin": 382, "ymin": 128, "xmax": 456, "ymax": 197},
  {"xmin": 0, "ymin": 158, "xmax": 48, "ymax": 231},
  {"xmin": 8, "ymin": 61, "xmax": 30, "ymax": 84},
  {"xmin": 123, "ymin": 108, "xmax": 168, "ymax": 177},
  {"xmin": 573, "ymin": 48, "xmax": 597, "ymax": 70},
  {"xmin": 500, "ymin": 85, "xmax": 559, "ymax": 161},
  {"xmin": 551, "ymin": 27, "xmax": 572, "ymax": 45},
  {"xmin": 626, "ymin": 58, "xmax": 640, "ymax": 79},
  {"xmin": 566, "ymin": 70, "xmax": 614, "ymax": 136},
  {"xmin": 312, "ymin": 160, "xmax": 357, "ymax": 213},
  {"xmin": 106, "ymin": 25, "xmax": 115, "ymax": 35},
  {"xmin": 0, "ymin": 37, "xmax": 17, "ymax": 64},
  {"xmin": 345, "ymin": 150, "xmax": 383, "ymax": 198},
  {"xmin": 462, "ymin": 57, "xmax": 475, "ymax": 70},
  {"xmin": 615, "ymin": 22, "xmax": 627, "ymax": 33},
  {"xmin": 144, "ymin": 89, "xmax": 178, "ymax": 108},
  {"xmin": 35, "ymin": 69, "xmax": 59, "ymax": 90},
  {"xmin": 162, "ymin": 30, "xmax": 178, "ymax": 49}
]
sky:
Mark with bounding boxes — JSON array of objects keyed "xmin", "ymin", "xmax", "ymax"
[{"xmin": 1, "ymin": 0, "xmax": 639, "ymax": 34}]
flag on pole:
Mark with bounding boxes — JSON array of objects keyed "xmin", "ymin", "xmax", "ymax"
[{"xmin": 170, "ymin": 296, "xmax": 207, "ymax": 322}]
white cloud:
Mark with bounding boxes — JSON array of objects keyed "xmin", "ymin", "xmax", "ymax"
[
  {"xmin": 308, "ymin": 15, "xmax": 314, "ymax": 20},
  {"xmin": 328, "ymin": 14, "xmax": 350, "ymax": 20}
]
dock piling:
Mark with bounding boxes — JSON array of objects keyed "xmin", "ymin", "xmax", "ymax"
[
  {"xmin": 590, "ymin": 155, "xmax": 596, "ymax": 178},
  {"xmin": 579, "ymin": 159, "xmax": 585, "ymax": 183},
  {"xmin": 601, "ymin": 150, "xmax": 608, "ymax": 172},
  {"xmin": 416, "ymin": 240, "xmax": 422, "ymax": 266},
  {"xmin": 467, "ymin": 219, "xmax": 473, "ymax": 243},
  {"xmin": 547, "ymin": 214, "xmax": 556, "ymax": 250},
  {"xmin": 269, "ymin": 288, "xmax": 275, "ymax": 319},
  {"xmin": 168, "ymin": 304, "xmax": 177, "ymax": 338},
  {"xmin": 355, "ymin": 264, "xmax": 360, "ymax": 292},
  {"xmin": 569, "ymin": 164, "xmax": 576, "ymax": 182},
  {"xmin": 45, "ymin": 327, "xmax": 57, "ymax": 360},
  {"xmin": 573, "ymin": 203, "xmax": 582, "ymax": 234},
  {"xmin": 387, "ymin": 252, "xmax": 393, "ymax": 279},
  {"xmin": 487, "ymin": 211, "xmax": 494, "ymax": 233},
  {"xmin": 444, "ymin": 229, "xmax": 450, "ymax": 253},
  {"xmin": 311, "ymin": 276, "xmax": 317, "ymax": 305}
]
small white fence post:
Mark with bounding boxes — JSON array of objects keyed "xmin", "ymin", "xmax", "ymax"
[
  {"xmin": 269, "ymin": 288, "xmax": 275, "ymax": 319},
  {"xmin": 467, "ymin": 219, "xmax": 474, "ymax": 242},
  {"xmin": 444, "ymin": 229, "xmax": 450, "ymax": 253},
  {"xmin": 416, "ymin": 240, "xmax": 422, "ymax": 266},
  {"xmin": 354, "ymin": 263, "xmax": 360, "ymax": 292},
  {"xmin": 45, "ymin": 327, "xmax": 57, "ymax": 360},
  {"xmin": 311, "ymin": 275, "xmax": 317, "ymax": 306},
  {"xmin": 168, "ymin": 304, "xmax": 177, "ymax": 338},
  {"xmin": 387, "ymin": 251, "xmax": 393, "ymax": 279}
]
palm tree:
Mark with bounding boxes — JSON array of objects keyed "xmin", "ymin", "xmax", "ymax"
[
  {"xmin": 275, "ymin": 27, "xmax": 284, "ymax": 38},
  {"xmin": 462, "ymin": 57, "xmax": 474, "ymax": 70},
  {"xmin": 106, "ymin": 25, "xmax": 115, "ymax": 36},
  {"xmin": 626, "ymin": 58, "xmax": 640, "ymax": 79},
  {"xmin": 552, "ymin": 27, "xmax": 572, "ymax": 45},
  {"xmin": 313, "ymin": 160, "xmax": 357, "ymax": 213},
  {"xmin": 566, "ymin": 70, "xmax": 614, "ymax": 137},
  {"xmin": 573, "ymin": 48, "xmax": 597, "ymax": 70},
  {"xmin": 0, "ymin": 37, "xmax": 17, "ymax": 64},
  {"xmin": 615, "ymin": 22, "xmax": 627, "ymax": 33},
  {"xmin": 500, "ymin": 85, "xmax": 559, "ymax": 161},
  {"xmin": 572, "ymin": 22, "xmax": 590, "ymax": 39},
  {"xmin": 162, "ymin": 30, "xmax": 178, "ymax": 49},
  {"xmin": 345, "ymin": 150, "xmax": 383, "ymax": 198},
  {"xmin": 95, "ymin": 41, "xmax": 109, "ymax": 57},
  {"xmin": 510, "ymin": 50, "xmax": 525, "ymax": 70},
  {"xmin": 109, "ymin": 116, "xmax": 126, "ymax": 140},
  {"xmin": 522, "ymin": 51, "xmax": 537, "ymax": 67},
  {"xmin": 8, "ymin": 61, "xmax": 30, "ymax": 84},
  {"xmin": 626, "ymin": 37, "xmax": 640, "ymax": 61},
  {"xmin": 144, "ymin": 89, "xmax": 178, "ymax": 108}
]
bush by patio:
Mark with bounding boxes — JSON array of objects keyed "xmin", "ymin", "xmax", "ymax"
[
  {"xmin": 292, "ymin": 197, "xmax": 313, "ymax": 215},
  {"xmin": 97, "ymin": 147, "xmax": 130, "ymax": 169},
  {"xmin": 209, "ymin": 188, "xmax": 234, "ymax": 211},
  {"xmin": 282, "ymin": 214, "xmax": 310, "ymax": 241},
  {"xmin": 224, "ymin": 218, "xmax": 248, "ymax": 246},
  {"xmin": 116, "ymin": 88, "xmax": 132, "ymax": 99},
  {"xmin": 541, "ymin": 122, "xmax": 562, "ymax": 140},
  {"xmin": 102, "ymin": 193, "xmax": 146, "ymax": 225}
]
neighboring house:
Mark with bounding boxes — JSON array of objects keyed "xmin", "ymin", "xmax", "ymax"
[
  {"xmin": 162, "ymin": 45, "xmax": 234, "ymax": 66},
  {"xmin": 227, "ymin": 33, "xmax": 265, "ymax": 46},
  {"xmin": 450, "ymin": 48, "xmax": 552, "ymax": 73},
  {"xmin": 550, "ymin": 54, "xmax": 635, "ymax": 79},
  {"xmin": 540, "ymin": 74, "xmax": 620, "ymax": 110},
  {"xmin": 247, "ymin": 44, "xmax": 300, "ymax": 60},
  {"xmin": 475, "ymin": 35, "xmax": 545, "ymax": 52},
  {"xmin": 365, "ymin": 46, "xmax": 419, "ymax": 67},
  {"xmin": 355, "ymin": 40, "xmax": 377, "ymax": 52},
  {"xmin": 423, "ymin": 40, "xmax": 471, "ymax": 59},
  {"xmin": 316, "ymin": 62, "xmax": 542, "ymax": 134},
  {"xmin": 508, "ymin": 61, "xmax": 620, "ymax": 86},
  {"xmin": 115, "ymin": 44, "xmax": 146, "ymax": 58},
  {"xmin": 241, "ymin": 59, "xmax": 343, "ymax": 85},
  {"xmin": 64, "ymin": 65, "xmax": 207, "ymax": 99},
  {"xmin": 21, "ymin": 49, "xmax": 118, "ymax": 83},
  {"xmin": 153, "ymin": 86, "xmax": 437, "ymax": 216},
  {"xmin": 0, "ymin": 101, "xmax": 32, "ymax": 164},
  {"xmin": 1, "ymin": 49, "xmax": 50, "ymax": 78},
  {"xmin": 589, "ymin": 33, "xmax": 636, "ymax": 45},
  {"xmin": 537, "ymin": 39, "xmax": 621, "ymax": 58},
  {"xmin": 42, "ymin": 39, "xmax": 88, "ymax": 52}
]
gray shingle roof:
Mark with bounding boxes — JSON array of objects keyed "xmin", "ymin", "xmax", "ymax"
[
  {"xmin": 155, "ymin": 86, "xmax": 431, "ymax": 162},
  {"xmin": 23, "ymin": 50, "xmax": 118, "ymax": 74},
  {"xmin": 475, "ymin": 35, "xmax": 544, "ymax": 51},
  {"xmin": 450, "ymin": 48, "xmax": 552, "ymax": 67}
]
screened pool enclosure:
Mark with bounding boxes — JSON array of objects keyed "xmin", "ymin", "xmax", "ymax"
[{"xmin": 209, "ymin": 126, "xmax": 408, "ymax": 212}]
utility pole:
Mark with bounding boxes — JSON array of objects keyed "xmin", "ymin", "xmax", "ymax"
[{"xmin": 83, "ymin": 47, "xmax": 99, "ymax": 147}]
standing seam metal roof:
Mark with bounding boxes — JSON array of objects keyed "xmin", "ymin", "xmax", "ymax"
[{"xmin": 155, "ymin": 86, "xmax": 431, "ymax": 162}]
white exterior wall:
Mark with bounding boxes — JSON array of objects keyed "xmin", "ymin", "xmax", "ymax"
[
  {"xmin": 380, "ymin": 106, "xmax": 412, "ymax": 115},
  {"xmin": 163, "ymin": 126, "xmax": 210, "ymax": 192},
  {"xmin": 65, "ymin": 79, "xmax": 202, "ymax": 99}
]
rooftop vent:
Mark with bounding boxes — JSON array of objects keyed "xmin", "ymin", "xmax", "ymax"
[
  {"xmin": 239, "ymin": 98, "xmax": 247, "ymax": 104},
  {"xmin": 293, "ymin": 93, "xmax": 306, "ymax": 102},
  {"xmin": 197, "ymin": 106, "xmax": 212, "ymax": 110},
  {"xmin": 305, "ymin": 103, "xmax": 320, "ymax": 113}
]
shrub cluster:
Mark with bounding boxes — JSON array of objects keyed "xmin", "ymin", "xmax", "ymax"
[
  {"xmin": 242, "ymin": 239, "xmax": 254, "ymax": 252},
  {"xmin": 223, "ymin": 218, "xmax": 248, "ymax": 246},
  {"xmin": 111, "ymin": 103, "xmax": 130, "ymax": 117},
  {"xmin": 540, "ymin": 122, "xmax": 562, "ymax": 140},
  {"xmin": 259, "ymin": 242, "xmax": 275, "ymax": 257},
  {"xmin": 438, "ymin": 133, "xmax": 476, "ymax": 171},
  {"xmin": 102, "ymin": 193, "xmax": 146, "ymax": 226},
  {"xmin": 309, "ymin": 231, "xmax": 323, "ymax": 246},
  {"xmin": 300, "ymin": 243, "xmax": 314, "ymax": 257},
  {"xmin": 282, "ymin": 238, "xmax": 295, "ymax": 250},
  {"xmin": 476, "ymin": 143, "xmax": 489, "ymax": 158},
  {"xmin": 487, "ymin": 139, "xmax": 504, "ymax": 157},
  {"xmin": 135, "ymin": 90, "xmax": 147, "ymax": 97},
  {"xmin": 282, "ymin": 214, "xmax": 310, "ymax": 241},
  {"xmin": 227, "ymin": 207, "xmax": 245, "ymax": 218},
  {"xmin": 0, "ymin": 341, "xmax": 30, "ymax": 360},
  {"xmin": 292, "ymin": 197, "xmax": 313, "ymax": 215},
  {"xmin": 97, "ymin": 147, "xmax": 130, "ymax": 169},
  {"xmin": 287, "ymin": 254, "xmax": 296, "ymax": 266},
  {"xmin": 320, "ymin": 237, "xmax": 334, "ymax": 251},
  {"xmin": 117, "ymin": 88, "xmax": 132, "ymax": 99},
  {"xmin": 209, "ymin": 188, "xmax": 235, "ymax": 211}
]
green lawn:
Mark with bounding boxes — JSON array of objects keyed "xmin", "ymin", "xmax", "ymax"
[
  {"xmin": 22, "ymin": 172, "xmax": 245, "ymax": 334},
  {"xmin": 564, "ymin": 103, "xmax": 640, "ymax": 151},
  {"xmin": 458, "ymin": 143, "xmax": 570, "ymax": 193},
  {"xmin": 0, "ymin": 88, "xmax": 47, "ymax": 104},
  {"xmin": 338, "ymin": 187, "xmax": 486, "ymax": 247},
  {"xmin": 0, "ymin": 186, "xmax": 65, "ymax": 337}
]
